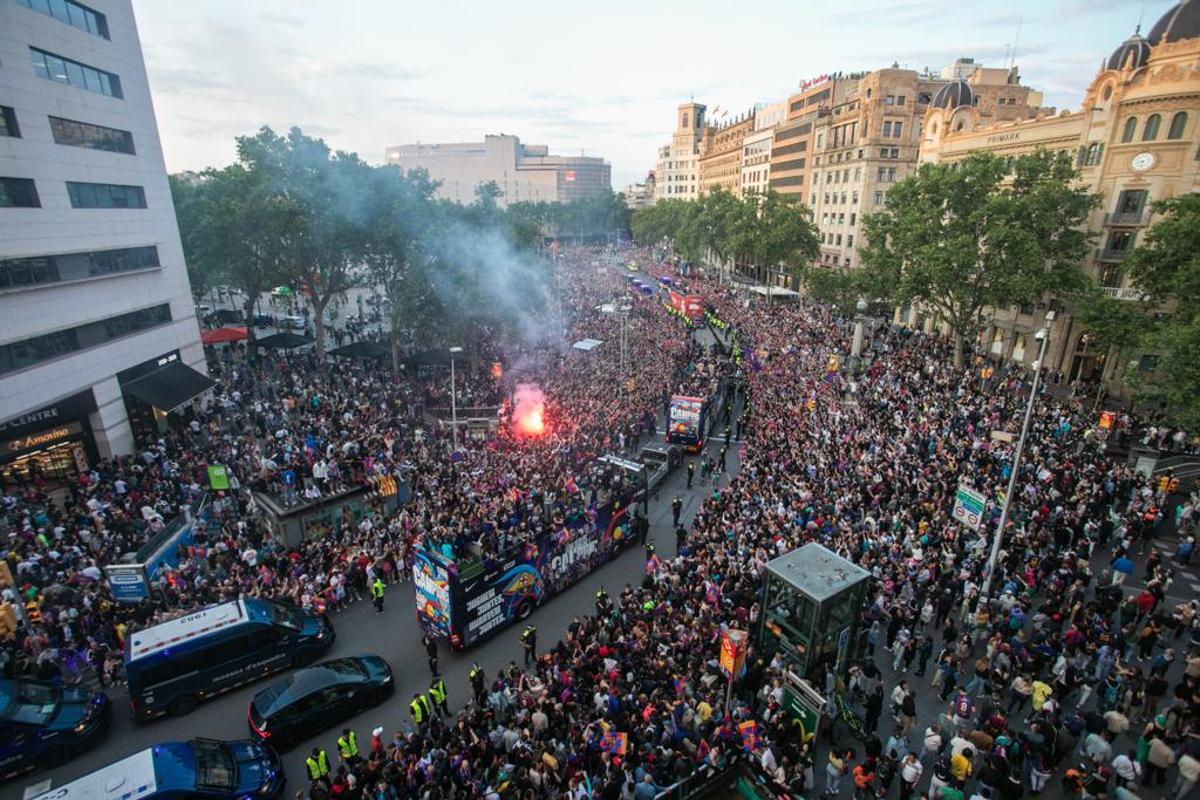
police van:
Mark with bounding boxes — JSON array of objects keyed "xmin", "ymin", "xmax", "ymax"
[
  {"xmin": 27, "ymin": 738, "xmax": 284, "ymax": 800},
  {"xmin": 126, "ymin": 597, "xmax": 334, "ymax": 719}
]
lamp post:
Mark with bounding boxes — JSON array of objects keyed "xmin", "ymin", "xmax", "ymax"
[
  {"xmin": 449, "ymin": 346, "xmax": 463, "ymax": 449},
  {"xmin": 978, "ymin": 311, "xmax": 1055, "ymax": 604}
]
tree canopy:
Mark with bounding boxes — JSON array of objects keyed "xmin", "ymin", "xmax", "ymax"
[{"xmin": 859, "ymin": 150, "xmax": 1097, "ymax": 366}]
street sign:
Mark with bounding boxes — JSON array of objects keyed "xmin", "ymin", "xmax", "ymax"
[{"xmin": 952, "ymin": 483, "xmax": 987, "ymax": 530}]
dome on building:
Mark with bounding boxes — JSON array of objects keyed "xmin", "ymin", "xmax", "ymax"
[
  {"xmin": 1147, "ymin": 0, "xmax": 1200, "ymax": 44},
  {"xmin": 932, "ymin": 80, "xmax": 974, "ymax": 109},
  {"xmin": 1107, "ymin": 31, "xmax": 1152, "ymax": 70}
]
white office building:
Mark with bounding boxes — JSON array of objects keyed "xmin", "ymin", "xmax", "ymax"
[{"xmin": 1, "ymin": 0, "xmax": 208, "ymax": 483}]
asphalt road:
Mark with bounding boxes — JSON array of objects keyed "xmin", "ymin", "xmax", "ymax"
[{"xmin": 14, "ymin": 330, "xmax": 742, "ymax": 798}]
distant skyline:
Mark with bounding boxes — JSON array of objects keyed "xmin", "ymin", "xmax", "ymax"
[{"xmin": 134, "ymin": 0, "xmax": 1170, "ymax": 190}]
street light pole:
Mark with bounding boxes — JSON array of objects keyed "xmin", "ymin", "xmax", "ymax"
[
  {"xmin": 449, "ymin": 346, "xmax": 463, "ymax": 450},
  {"xmin": 978, "ymin": 313, "xmax": 1053, "ymax": 603}
]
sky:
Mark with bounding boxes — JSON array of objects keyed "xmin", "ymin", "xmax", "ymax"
[{"xmin": 133, "ymin": 0, "xmax": 1170, "ymax": 190}]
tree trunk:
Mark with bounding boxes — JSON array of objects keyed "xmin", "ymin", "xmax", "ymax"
[
  {"xmin": 390, "ymin": 333, "xmax": 400, "ymax": 374},
  {"xmin": 952, "ymin": 332, "xmax": 964, "ymax": 370},
  {"xmin": 313, "ymin": 298, "xmax": 328, "ymax": 362},
  {"xmin": 243, "ymin": 296, "xmax": 257, "ymax": 351}
]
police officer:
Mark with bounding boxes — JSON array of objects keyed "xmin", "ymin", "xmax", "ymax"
[
  {"xmin": 724, "ymin": 424, "xmax": 732, "ymax": 442},
  {"xmin": 422, "ymin": 633, "xmax": 439, "ymax": 676},
  {"xmin": 717, "ymin": 446, "xmax": 727, "ymax": 472},
  {"xmin": 676, "ymin": 524, "xmax": 687, "ymax": 553},
  {"xmin": 410, "ymin": 691, "xmax": 431, "ymax": 726},
  {"xmin": 469, "ymin": 662, "xmax": 486, "ymax": 705},
  {"xmin": 305, "ymin": 746, "xmax": 331, "ymax": 789},
  {"xmin": 428, "ymin": 676, "xmax": 451, "ymax": 717},
  {"xmin": 636, "ymin": 513, "xmax": 649, "ymax": 545},
  {"xmin": 521, "ymin": 625, "xmax": 538, "ymax": 665},
  {"xmin": 336, "ymin": 727, "xmax": 359, "ymax": 765},
  {"xmin": 736, "ymin": 413, "xmax": 745, "ymax": 440},
  {"xmin": 671, "ymin": 496, "xmax": 683, "ymax": 526},
  {"xmin": 595, "ymin": 586, "xmax": 611, "ymax": 617},
  {"xmin": 686, "ymin": 460, "xmax": 695, "ymax": 489},
  {"xmin": 370, "ymin": 576, "xmax": 385, "ymax": 614}
]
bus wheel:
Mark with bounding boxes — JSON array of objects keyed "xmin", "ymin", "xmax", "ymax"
[
  {"xmin": 292, "ymin": 651, "xmax": 317, "ymax": 669},
  {"xmin": 515, "ymin": 599, "xmax": 535, "ymax": 621},
  {"xmin": 168, "ymin": 694, "xmax": 198, "ymax": 717}
]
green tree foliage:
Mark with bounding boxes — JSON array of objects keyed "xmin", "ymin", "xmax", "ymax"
[
  {"xmin": 860, "ymin": 150, "xmax": 1097, "ymax": 367},
  {"xmin": 804, "ymin": 267, "xmax": 873, "ymax": 316},
  {"xmin": 169, "ymin": 167, "xmax": 300, "ymax": 346},
  {"xmin": 730, "ymin": 190, "xmax": 821, "ymax": 286},
  {"xmin": 1095, "ymin": 193, "xmax": 1200, "ymax": 426},
  {"xmin": 509, "ymin": 192, "xmax": 631, "ymax": 243}
]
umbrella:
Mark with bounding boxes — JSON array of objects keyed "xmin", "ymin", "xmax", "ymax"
[
  {"xmin": 256, "ymin": 332, "xmax": 313, "ymax": 349},
  {"xmin": 200, "ymin": 326, "xmax": 248, "ymax": 345},
  {"xmin": 328, "ymin": 340, "xmax": 390, "ymax": 359},
  {"xmin": 271, "ymin": 286, "xmax": 293, "ymax": 296}
]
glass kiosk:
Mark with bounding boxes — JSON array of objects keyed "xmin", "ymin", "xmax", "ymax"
[{"xmin": 756, "ymin": 543, "xmax": 872, "ymax": 739}]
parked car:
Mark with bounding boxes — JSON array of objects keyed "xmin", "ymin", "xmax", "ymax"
[
  {"xmin": 203, "ymin": 308, "xmax": 244, "ymax": 326},
  {"xmin": 248, "ymin": 655, "xmax": 392, "ymax": 751},
  {"xmin": 278, "ymin": 315, "xmax": 306, "ymax": 331},
  {"xmin": 0, "ymin": 679, "xmax": 111, "ymax": 777},
  {"xmin": 253, "ymin": 313, "xmax": 275, "ymax": 328}
]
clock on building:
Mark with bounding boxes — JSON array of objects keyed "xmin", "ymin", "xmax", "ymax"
[{"xmin": 1130, "ymin": 152, "xmax": 1156, "ymax": 172}]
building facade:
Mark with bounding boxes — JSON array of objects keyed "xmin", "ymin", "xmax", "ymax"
[
  {"xmin": 807, "ymin": 62, "xmax": 1045, "ymax": 270},
  {"xmin": 1, "ymin": 0, "xmax": 208, "ymax": 483},
  {"xmin": 385, "ymin": 134, "xmax": 611, "ymax": 206},
  {"xmin": 654, "ymin": 102, "xmax": 707, "ymax": 202},
  {"xmin": 623, "ymin": 172, "xmax": 656, "ymax": 210},
  {"xmin": 918, "ymin": 5, "xmax": 1200, "ymax": 384},
  {"xmin": 698, "ymin": 112, "xmax": 756, "ymax": 197},
  {"xmin": 740, "ymin": 127, "xmax": 774, "ymax": 197}
]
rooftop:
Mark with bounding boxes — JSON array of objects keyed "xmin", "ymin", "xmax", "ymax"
[{"xmin": 765, "ymin": 542, "xmax": 871, "ymax": 602}]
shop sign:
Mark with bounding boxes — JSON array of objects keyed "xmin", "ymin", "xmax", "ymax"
[
  {"xmin": 207, "ymin": 464, "xmax": 230, "ymax": 491},
  {"xmin": 0, "ymin": 389, "xmax": 95, "ymax": 439},
  {"xmin": 4, "ymin": 422, "xmax": 83, "ymax": 455}
]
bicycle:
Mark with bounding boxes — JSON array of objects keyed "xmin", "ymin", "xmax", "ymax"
[{"xmin": 833, "ymin": 692, "xmax": 869, "ymax": 742}]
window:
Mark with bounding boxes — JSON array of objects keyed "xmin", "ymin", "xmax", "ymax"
[
  {"xmin": 877, "ymin": 167, "xmax": 888, "ymax": 182},
  {"xmin": 0, "ymin": 246, "xmax": 159, "ymax": 290},
  {"xmin": 835, "ymin": 234, "xmax": 842, "ymax": 245},
  {"xmin": 885, "ymin": 95, "xmax": 895, "ymax": 105},
  {"xmin": 850, "ymin": 213, "xmax": 857, "ymax": 225},
  {"xmin": 0, "ymin": 107, "xmax": 19, "ymax": 138},
  {"xmin": 1121, "ymin": 117, "xmax": 1137, "ymax": 143},
  {"xmin": 874, "ymin": 191, "xmax": 884, "ymax": 205},
  {"xmin": 824, "ymin": 193, "xmax": 830, "ymax": 205},
  {"xmin": 847, "ymin": 235, "xmax": 854, "ymax": 247},
  {"xmin": 30, "ymin": 48, "xmax": 122, "ymax": 97},
  {"xmin": 1081, "ymin": 143, "xmax": 1104, "ymax": 167},
  {"xmin": 887, "ymin": 167, "xmax": 897, "ymax": 182},
  {"xmin": 893, "ymin": 122, "xmax": 903, "ymax": 139},
  {"xmin": 897, "ymin": 96, "xmax": 906, "ymax": 106},
  {"xmin": 1116, "ymin": 189, "xmax": 1147, "ymax": 217},
  {"xmin": 0, "ymin": 303, "xmax": 173, "ymax": 373},
  {"xmin": 1142, "ymin": 114, "xmax": 1161, "ymax": 141},
  {"xmin": 1106, "ymin": 230, "xmax": 1134, "ymax": 253},
  {"xmin": 18, "ymin": 0, "xmax": 109, "ymax": 38},
  {"xmin": 0, "ymin": 178, "xmax": 40, "ymax": 208},
  {"xmin": 1168, "ymin": 112, "xmax": 1187, "ymax": 140},
  {"xmin": 49, "ymin": 117, "xmax": 135, "ymax": 154},
  {"xmin": 882, "ymin": 121, "xmax": 893, "ymax": 137},
  {"xmin": 67, "ymin": 182, "xmax": 146, "ymax": 208}
]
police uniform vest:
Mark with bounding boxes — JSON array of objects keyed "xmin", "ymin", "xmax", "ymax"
[
  {"xmin": 371, "ymin": 579, "xmax": 385, "ymax": 598},
  {"xmin": 429, "ymin": 679, "xmax": 447, "ymax": 706},
  {"xmin": 306, "ymin": 750, "xmax": 330, "ymax": 780},
  {"xmin": 411, "ymin": 694, "xmax": 430, "ymax": 722},
  {"xmin": 337, "ymin": 731, "xmax": 358, "ymax": 759}
]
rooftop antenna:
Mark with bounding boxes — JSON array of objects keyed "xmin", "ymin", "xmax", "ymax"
[
  {"xmin": 1003, "ymin": 43, "xmax": 1011, "ymax": 70},
  {"xmin": 1137, "ymin": 2, "xmax": 1146, "ymax": 34},
  {"xmin": 1011, "ymin": 18, "xmax": 1023, "ymax": 68}
]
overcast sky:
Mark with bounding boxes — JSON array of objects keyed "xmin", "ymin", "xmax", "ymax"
[{"xmin": 133, "ymin": 0, "xmax": 1168, "ymax": 190}]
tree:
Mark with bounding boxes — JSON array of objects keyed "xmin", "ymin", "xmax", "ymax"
[
  {"xmin": 236, "ymin": 127, "xmax": 369, "ymax": 360},
  {"xmin": 730, "ymin": 190, "xmax": 820, "ymax": 287},
  {"xmin": 1103, "ymin": 193, "xmax": 1200, "ymax": 426},
  {"xmin": 170, "ymin": 166, "xmax": 300, "ymax": 346},
  {"xmin": 859, "ymin": 150, "xmax": 1097, "ymax": 367},
  {"xmin": 804, "ymin": 267, "xmax": 872, "ymax": 315}
]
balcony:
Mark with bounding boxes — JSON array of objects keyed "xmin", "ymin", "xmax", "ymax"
[
  {"xmin": 1096, "ymin": 247, "xmax": 1132, "ymax": 262},
  {"xmin": 1100, "ymin": 286, "xmax": 1146, "ymax": 301},
  {"xmin": 1104, "ymin": 210, "xmax": 1149, "ymax": 226}
]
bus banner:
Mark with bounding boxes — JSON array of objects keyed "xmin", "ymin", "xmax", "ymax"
[
  {"xmin": 667, "ymin": 396, "xmax": 704, "ymax": 450},
  {"xmin": 414, "ymin": 551, "xmax": 453, "ymax": 637}
]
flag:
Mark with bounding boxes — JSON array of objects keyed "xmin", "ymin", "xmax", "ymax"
[
  {"xmin": 600, "ymin": 730, "xmax": 628, "ymax": 755},
  {"xmin": 738, "ymin": 720, "xmax": 760, "ymax": 752}
]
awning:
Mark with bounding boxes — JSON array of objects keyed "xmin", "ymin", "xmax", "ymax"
[
  {"xmin": 256, "ymin": 332, "xmax": 313, "ymax": 349},
  {"xmin": 573, "ymin": 339, "xmax": 603, "ymax": 352},
  {"xmin": 400, "ymin": 348, "xmax": 451, "ymax": 366},
  {"xmin": 200, "ymin": 326, "xmax": 248, "ymax": 345},
  {"xmin": 122, "ymin": 362, "xmax": 215, "ymax": 413},
  {"xmin": 327, "ymin": 340, "xmax": 390, "ymax": 359}
]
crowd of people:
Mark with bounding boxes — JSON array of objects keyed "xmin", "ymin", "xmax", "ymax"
[{"xmin": 2, "ymin": 243, "xmax": 1199, "ymax": 800}]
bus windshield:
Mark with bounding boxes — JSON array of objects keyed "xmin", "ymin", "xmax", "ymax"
[
  {"xmin": 267, "ymin": 601, "xmax": 301, "ymax": 630},
  {"xmin": 193, "ymin": 739, "xmax": 237, "ymax": 792}
]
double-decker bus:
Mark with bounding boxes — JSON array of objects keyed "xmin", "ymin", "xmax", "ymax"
[{"xmin": 413, "ymin": 468, "xmax": 643, "ymax": 649}]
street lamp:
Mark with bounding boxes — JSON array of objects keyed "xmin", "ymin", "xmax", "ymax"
[
  {"xmin": 978, "ymin": 310, "xmax": 1055, "ymax": 605},
  {"xmin": 449, "ymin": 346, "xmax": 463, "ymax": 449}
]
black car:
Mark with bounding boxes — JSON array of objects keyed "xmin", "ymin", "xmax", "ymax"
[
  {"xmin": 248, "ymin": 655, "xmax": 391, "ymax": 751},
  {"xmin": 204, "ymin": 308, "xmax": 244, "ymax": 326},
  {"xmin": 0, "ymin": 679, "xmax": 111, "ymax": 778}
]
